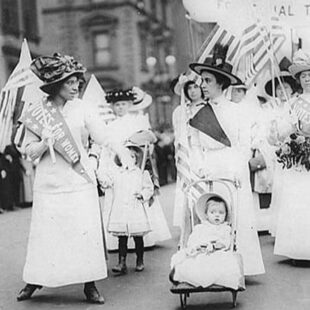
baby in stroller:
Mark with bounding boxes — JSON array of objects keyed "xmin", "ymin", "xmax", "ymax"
[{"xmin": 170, "ymin": 193, "xmax": 243, "ymax": 290}]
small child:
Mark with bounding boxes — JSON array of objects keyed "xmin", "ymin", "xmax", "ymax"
[
  {"xmin": 170, "ymin": 196, "xmax": 243, "ymax": 289},
  {"xmin": 97, "ymin": 143, "xmax": 154, "ymax": 274}
]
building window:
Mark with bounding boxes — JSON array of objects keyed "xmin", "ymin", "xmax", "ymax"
[
  {"xmin": 1, "ymin": 0, "xmax": 20, "ymax": 36},
  {"xmin": 21, "ymin": 0, "xmax": 39, "ymax": 41},
  {"xmin": 93, "ymin": 32, "xmax": 111, "ymax": 66},
  {"xmin": 150, "ymin": 0, "xmax": 157, "ymax": 17}
]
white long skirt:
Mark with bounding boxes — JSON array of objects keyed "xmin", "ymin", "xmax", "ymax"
[
  {"xmin": 101, "ymin": 191, "xmax": 171, "ymax": 250},
  {"xmin": 269, "ymin": 164, "xmax": 284, "ymax": 236},
  {"xmin": 274, "ymin": 168, "xmax": 310, "ymax": 259},
  {"xmin": 23, "ymin": 187, "xmax": 107, "ymax": 287}
]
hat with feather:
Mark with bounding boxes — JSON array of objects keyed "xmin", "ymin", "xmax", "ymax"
[
  {"xmin": 189, "ymin": 44, "xmax": 241, "ymax": 86},
  {"xmin": 31, "ymin": 53, "xmax": 86, "ymax": 94}
]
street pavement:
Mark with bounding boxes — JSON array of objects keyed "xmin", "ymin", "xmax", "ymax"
[{"xmin": 1, "ymin": 183, "xmax": 310, "ymax": 310}]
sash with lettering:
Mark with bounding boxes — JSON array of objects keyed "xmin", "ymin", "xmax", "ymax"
[
  {"xmin": 291, "ymin": 96, "xmax": 310, "ymax": 134},
  {"xmin": 20, "ymin": 98, "xmax": 93, "ymax": 183},
  {"xmin": 189, "ymin": 103, "xmax": 231, "ymax": 147}
]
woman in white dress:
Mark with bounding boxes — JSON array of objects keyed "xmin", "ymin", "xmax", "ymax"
[
  {"xmin": 264, "ymin": 61, "xmax": 298, "ymax": 237},
  {"xmin": 16, "ymin": 53, "xmax": 122, "ymax": 303},
  {"xmin": 268, "ymin": 50, "xmax": 310, "ymax": 262},
  {"xmin": 187, "ymin": 44, "xmax": 265, "ymax": 276}
]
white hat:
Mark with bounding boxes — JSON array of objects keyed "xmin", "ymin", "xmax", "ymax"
[{"xmin": 195, "ymin": 192, "xmax": 232, "ymax": 223}]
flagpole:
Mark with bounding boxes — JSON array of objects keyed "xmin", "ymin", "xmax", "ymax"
[
  {"xmin": 250, "ymin": 1, "xmax": 289, "ymax": 104},
  {"xmin": 185, "ymin": 13, "xmax": 196, "ymax": 60}
]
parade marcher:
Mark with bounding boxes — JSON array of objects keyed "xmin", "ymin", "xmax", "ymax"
[
  {"xmin": 231, "ymin": 83, "xmax": 273, "ymax": 231},
  {"xmin": 16, "ymin": 53, "xmax": 127, "ymax": 303},
  {"xmin": 268, "ymin": 49, "xmax": 310, "ymax": 262},
  {"xmin": 172, "ymin": 78, "xmax": 206, "ymax": 229},
  {"xmin": 0, "ymin": 151, "xmax": 15, "ymax": 211},
  {"xmin": 98, "ymin": 142, "xmax": 154, "ymax": 273},
  {"xmin": 264, "ymin": 57, "xmax": 298, "ymax": 236},
  {"xmin": 187, "ymin": 44, "xmax": 265, "ymax": 276},
  {"xmin": 102, "ymin": 88, "xmax": 171, "ymax": 251}
]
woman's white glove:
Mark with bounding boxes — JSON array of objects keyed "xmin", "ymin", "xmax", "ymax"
[{"xmin": 41, "ymin": 127, "xmax": 55, "ymax": 146}]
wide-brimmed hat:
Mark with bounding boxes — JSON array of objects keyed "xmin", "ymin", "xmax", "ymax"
[
  {"xmin": 189, "ymin": 44, "xmax": 241, "ymax": 86},
  {"xmin": 265, "ymin": 57, "xmax": 297, "ymax": 96},
  {"xmin": 289, "ymin": 49, "xmax": 310, "ymax": 78},
  {"xmin": 195, "ymin": 192, "xmax": 231, "ymax": 223},
  {"xmin": 31, "ymin": 53, "xmax": 86, "ymax": 94},
  {"xmin": 105, "ymin": 88, "xmax": 135, "ymax": 104}
]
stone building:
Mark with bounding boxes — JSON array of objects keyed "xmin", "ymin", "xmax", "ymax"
[
  {"xmin": 0, "ymin": 0, "xmax": 43, "ymax": 88},
  {"xmin": 39, "ymin": 0, "xmax": 177, "ymax": 128}
]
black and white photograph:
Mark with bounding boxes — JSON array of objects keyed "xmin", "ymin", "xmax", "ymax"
[{"xmin": 0, "ymin": 0, "xmax": 310, "ymax": 309}]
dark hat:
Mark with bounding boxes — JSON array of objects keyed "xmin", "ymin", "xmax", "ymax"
[
  {"xmin": 264, "ymin": 57, "xmax": 297, "ymax": 97},
  {"xmin": 105, "ymin": 88, "xmax": 135, "ymax": 104},
  {"xmin": 31, "ymin": 53, "xmax": 86, "ymax": 94},
  {"xmin": 189, "ymin": 44, "xmax": 241, "ymax": 86}
]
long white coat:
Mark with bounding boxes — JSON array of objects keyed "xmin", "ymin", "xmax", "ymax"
[
  {"xmin": 22, "ymin": 98, "xmax": 108, "ymax": 287},
  {"xmin": 189, "ymin": 95, "xmax": 265, "ymax": 276}
]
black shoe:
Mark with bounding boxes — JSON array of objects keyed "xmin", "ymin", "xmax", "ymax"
[
  {"xmin": 84, "ymin": 283, "xmax": 105, "ymax": 304},
  {"xmin": 17, "ymin": 284, "xmax": 42, "ymax": 301}
]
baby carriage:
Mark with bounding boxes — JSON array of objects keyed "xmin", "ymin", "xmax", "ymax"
[{"xmin": 170, "ymin": 178, "xmax": 245, "ymax": 309}]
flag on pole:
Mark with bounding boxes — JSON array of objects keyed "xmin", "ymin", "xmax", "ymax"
[
  {"xmin": 0, "ymin": 39, "xmax": 42, "ymax": 152},
  {"xmin": 233, "ymin": 16, "xmax": 286, "ymax": 85},
  {"xmin": 187, "ymin": 11, "xmax": 286, "ymax": 86},
  {"xmin": 82, "ymin": 74, "xmax": 115, "ymax": 124}
]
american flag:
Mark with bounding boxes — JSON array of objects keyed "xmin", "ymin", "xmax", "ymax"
[
  {"xmin": 174, "ymin": 93, "xmax": 208, "ymax": 202},
  {"xmin": 233, "ymin": 16, "xmax": 286, "ymax": 84},
  {"xmin": 0, "ymin": 39, "xmax": 39, "ymax": 153},
  {"xmin": 189, "ymin": 16, "xmax": 286, "ymax": 86}
]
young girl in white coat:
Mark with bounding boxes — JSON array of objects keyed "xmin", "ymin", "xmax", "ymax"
[{"xmin": 98, "ymin": 143, "xmax": 154, "ymax": 273}]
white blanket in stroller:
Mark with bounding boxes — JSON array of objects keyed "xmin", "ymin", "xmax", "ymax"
[{"xmin": 171, "ymin": 222, "xmax": 243, "ymax": 289}]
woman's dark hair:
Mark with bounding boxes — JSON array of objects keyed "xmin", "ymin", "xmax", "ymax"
[
  {"xmin": 46, "ymin": 73, "xmax": 84, "ymax": 97},
  {"xmin": 183, "ymin": 80, "xmax": 204, "ymax": 101},
  {"xmin": 203, "ymin": 70, "xmax": 231, "ymax": 90}
]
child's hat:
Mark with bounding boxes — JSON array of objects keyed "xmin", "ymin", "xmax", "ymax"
[{"xmin": 195, "ymin": 193, "xmax": 231, "ymax": 223}]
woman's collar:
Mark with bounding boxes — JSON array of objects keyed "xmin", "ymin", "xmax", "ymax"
[{"xmin": 209, "ymin": 93, "xmax": 226, "ymax": 105}]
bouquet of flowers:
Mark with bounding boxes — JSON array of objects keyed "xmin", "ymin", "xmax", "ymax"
[{"xmin": 275, "ymin": 133, "xmax": 310, "ymax": 171}]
